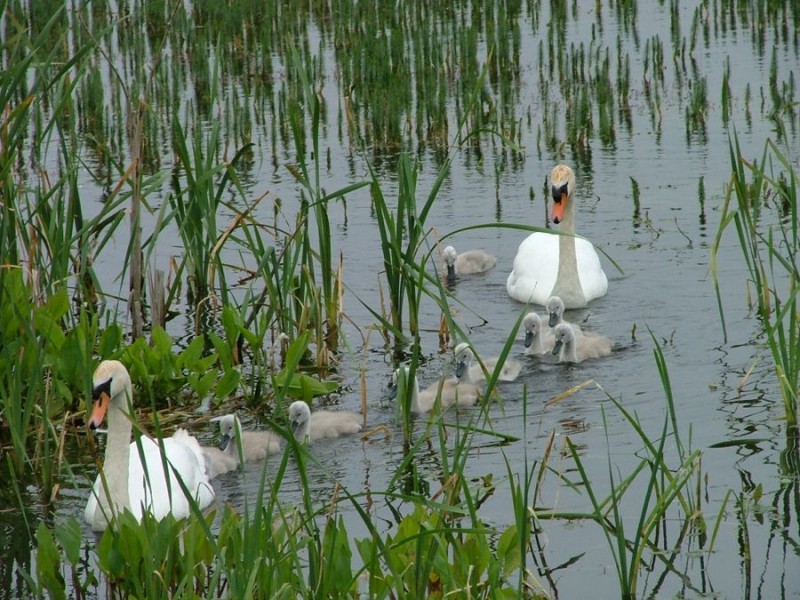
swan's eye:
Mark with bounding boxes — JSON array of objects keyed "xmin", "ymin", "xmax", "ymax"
[
  {"xmin": 91, "ymin": 378, "xmax": 112, "ymax": 403},
  {"xmin": 551, "ymin": 182, "xmax": 568, "ymax": 202}
]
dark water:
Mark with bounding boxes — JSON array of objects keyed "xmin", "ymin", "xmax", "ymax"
[{"xmin": 4, "ymin": 1, "xmax": 800, "ymax": 598}]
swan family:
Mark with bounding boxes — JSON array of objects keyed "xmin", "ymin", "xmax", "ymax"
[
  {"xmin": 83, "ymin": 164, "xmax": 616, "ymax": 529},
  {"xmin": 84, "ymin": 362, "xmax": 364, "ymax": 530}
]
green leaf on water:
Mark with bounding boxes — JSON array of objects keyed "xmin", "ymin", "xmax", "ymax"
[
  {"xmin": 35, "ymin": 522, "xmax": 65, "ymax": 600},
  {"xmin": 272, "ymin": 370, "xmax": 339, "ymax": 400},
  {"xmin": 215, "ymin": 369, "xmax": 241, "ymax": 400},
  {"xmin": 52, "ymin": 517, "xmax": 83, "ymax": 566}
]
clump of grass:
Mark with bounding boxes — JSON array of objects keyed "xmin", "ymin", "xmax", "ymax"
[
  {"xmin": 538, "ymin": 335, "xmax": 717, "ymax": 599},
  {"xmin": 685, "ymin": 75, "xmax": 708, "ymax": 141},
  {"xmin": 712, "ymin": 136, "xmax": 799, "ymax": 427},
  {"xmin": 168, "ymin": 116, "xmax": 252, "ymax": 313},
  {"xmin": 721, "ymin": 56, "xmax": 731, "ymax": 126}
]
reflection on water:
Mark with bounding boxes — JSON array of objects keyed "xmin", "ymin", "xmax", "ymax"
[{"xmin": 2, "ymin": 0, "xmax": 799, "ymax": 597}]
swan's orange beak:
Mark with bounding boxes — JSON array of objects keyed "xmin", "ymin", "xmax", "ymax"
[
  {"xmin": 89, "ymin": 380, "xmax": 112, "ymax": 430},
  {"xmin": 551, "ymin": 191, "xmax": 568, "ymax": 224}
]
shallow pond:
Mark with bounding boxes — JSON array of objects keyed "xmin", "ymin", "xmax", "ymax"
[{"xmin": 2, "ymin": 0, "xmax": 799, "ymax": 598}]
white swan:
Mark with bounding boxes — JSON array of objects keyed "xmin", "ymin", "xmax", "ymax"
[
  {"xmin": 454, "ymin": 343, "xmax": 522, "ymax": 383},
  {"xmin": 506, "ymin": 165, "xmax": 608, "ymax": 308},
  {"xmin": 288, "ymin": 401, "xmax": 362, "ymax": 442},
  {"xmin": 217, "ymin": 413, "xmax": 282, "ymax": 462},
  {"xmin": 551, "ymin": 323, "xmax": 613, "ymax": 363},
  {"xmin": 522, "ymin": 312, "xmax": 555, "ymax": 356},
  {"xmin": 84, "ymin": 360, "xmax": 215, "ymax": 532},
  {"xmin": 442, "ymin": 245, "xmax": 497, "ymax": 281},
  {"xmin": 200, "ymin": 445, "xmax": 238, "ymax": 479},
  {"xmin": 390, "ymin": 367, "xmax": 479, "ymax": 414},
  {"xmin": 545, "ymin": 295, "xmax": 584, "ymax": 335}
]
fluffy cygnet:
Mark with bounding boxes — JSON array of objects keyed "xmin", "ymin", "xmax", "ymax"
[
  {"xmin": 390, "ymin": 367, "xmax": 480, "ymax": 414},
  {"xmin": 551, "ymin": 323, "xmax": 613, "ymax": 363},
  {"xmin": 454, "ymin": 343, "xmax": 522, "ymax": 383},
  {"xmin": 217, "ymin": 413, "xmax": 282, "ymax": 462},
  {"xmin": 287, "ymin": 401, "xmax": 362, "ymax": 442},
  {"xmin": 522, "ymin": 312, "xmax": 555, "ymax": 356},
  {"xmin": 442, "ymin": 245, "xmax": 496, "ymax": 282}
]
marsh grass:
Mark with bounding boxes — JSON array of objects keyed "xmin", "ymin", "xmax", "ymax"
[
  {"xmin": 538, "ymin": 336, "xmax": 713, "ymax": 599},
  {"xmin": 28, "ymin": 348, "xmax": 534, "ymax": 599},
  {"xmin": 712, "ymin": 136, "xmax": 799, "ymax": 427},
  {"xmin": 4, "ymin": 1, "xmax": 799, "ymax": 598},
  {"xmin": 169, "ymin": 117, "xmax": 252, "ymax": 311}
]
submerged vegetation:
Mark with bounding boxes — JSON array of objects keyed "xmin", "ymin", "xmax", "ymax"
[{"xmin": 1, "ymin": 0, "xmax": 798, "ymax": 598}]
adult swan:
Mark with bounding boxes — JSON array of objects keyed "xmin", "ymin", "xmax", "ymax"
[
  {"xmin": 506, "ymin": 164, "xmax": 608, "ymax": 308},
  {"xmin": 84, "ymin": 360, "xmax": 215, "ymax": 531}
]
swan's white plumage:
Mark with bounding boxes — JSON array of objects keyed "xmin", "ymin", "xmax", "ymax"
[
  {"xmin": 391, "ymin": 367, "xmax": 479, "ymax": 414},
  {"xmin": 84, "ymin": 361, "xmax": 214, "ymax": 531},
  {"xmin": 454, "ymin": 343, "xmax": 522, "ymax": 383},
  {"xmin": 507, "ymin": 165, "xmax": 608, "ymax": 308},
  {"xmin": 442, "ymin": 245, "xmax": 496, "ymax": 281},
  {"xmin": 288, "ymin": 401, "xmax": 362, "ymax": 442},
  {"xmin": 522, "ymin": 312, "xmax": 555, "ymax": 356},
  {"xmin": 551, "ymin": 323, "xmax": 613, "ymax": 363},
  {"xmin": 218, "ymin": 413, "xmax": 281, "ymax": 462}
]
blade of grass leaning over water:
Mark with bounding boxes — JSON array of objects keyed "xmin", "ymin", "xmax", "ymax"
[
  {"xmin": 538, "ymin": 336, "xmax": 706, "ymax": 599},
  {"xmin": 712, "ymin": 135, "xmax": 799, "ymax": 426}
]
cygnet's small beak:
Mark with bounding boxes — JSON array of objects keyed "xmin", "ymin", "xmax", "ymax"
[{"xmin": 455, "ymin": 360, "xmax": 466, "ymax": 379}]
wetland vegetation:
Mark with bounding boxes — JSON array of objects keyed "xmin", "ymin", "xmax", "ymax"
[{"xmin": 1, "ymin": 0, "xmax": 798, "ymax": 598}]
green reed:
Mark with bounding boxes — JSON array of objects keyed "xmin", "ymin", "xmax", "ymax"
[
  {"xmin": 712, "ymin": 136, "xmax": 799, "ymax": 426},
  {"xmin": 685, "ymin": 75, "xmax": 708, "ymax": 140},
  {"xmin": 0, "ymin": 271, "xmax": 107, "ymax": 491},
  {"xmin": 721, "ymin": 56, "xmax": 731, "ymax": 125},
  {"xmin": 369, "ymin": 153, "xmax": 429, "ymax": 342},
  {"xmin": 27, "ymin": 337, "xmax": 531, "ymax": 598},
  {"xmin": 169, "ymin": 116, "xmax": 249, "ymax": 310},
  {"xmin": 539, "ymin": 336, "xmax": 712, "ymax": 600},
  {"xmin": 285, "ymin": 45, "xmax": 370, "ymax": 356}
]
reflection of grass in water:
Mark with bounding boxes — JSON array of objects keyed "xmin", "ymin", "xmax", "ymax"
[
  {"xmin": 538, "ymin": 337, "xmax": 718, "ymax": 600},
  {"xmin": 713, "ymin": 137, "xmax": 799, "ymax": 427}
]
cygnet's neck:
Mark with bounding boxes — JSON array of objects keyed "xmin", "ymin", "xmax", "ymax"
[
  {"xmin": 528, "ymin": 330, "xmax": 544, "ymax": 354},
  {"xmin": 559, "ymin": 335, "xmax": 578, "ymax": 363}
]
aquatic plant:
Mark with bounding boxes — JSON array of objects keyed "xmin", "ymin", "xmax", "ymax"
[
  {"xmin": 712, "ymin": 137, "xmax": 799, "ymax": 426},
  {"xmin": 169, "ymin": 116, "xmax": 251, "ymax": 310},
  {"xmin": 539, "ymin": 336, "xmax": 716, "ymax": 599}
]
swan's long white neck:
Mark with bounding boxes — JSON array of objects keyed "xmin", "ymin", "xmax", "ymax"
[
  {"xmin": 552, "ymin": 191, "xmax": 586, "ymax": 307},
  {"xmin": 93, "ymin": 385, "xmax": 132, "ymax": 530}
]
